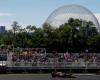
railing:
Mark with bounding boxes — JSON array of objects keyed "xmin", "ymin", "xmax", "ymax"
[{"xmin": 5, "ymin": 62, "xmax": 100, "ymax": 69}]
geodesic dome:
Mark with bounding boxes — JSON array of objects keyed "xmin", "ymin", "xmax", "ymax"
[{"xmin": 46, "ymin": 4, "xmax": 100, "ymax": 32}]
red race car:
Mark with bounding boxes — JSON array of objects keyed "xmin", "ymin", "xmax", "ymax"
[{"xmin": 51, "ymin": 71, "xmax": 75, "ymax": 78}]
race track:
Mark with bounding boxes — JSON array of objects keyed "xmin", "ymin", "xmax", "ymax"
[{"xmin": 0, "ymin": 74, "xmax": 100, "ymax": 80}]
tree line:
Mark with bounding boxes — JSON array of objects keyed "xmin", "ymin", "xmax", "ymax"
[{"xmin": 0, "ymin": 18, "xmax": 100, "ymax": 53}]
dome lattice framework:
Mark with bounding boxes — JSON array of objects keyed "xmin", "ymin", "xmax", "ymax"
[{"xmin": 46, "ymin": 4, "xmax": 100, "ymax": 32}]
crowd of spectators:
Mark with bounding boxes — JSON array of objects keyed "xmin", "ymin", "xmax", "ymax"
[
  {"xmin": 0, "ymin": 45, "xmax": 100, "ymax": 67},
  {"xmin": 10, "ymin": 50, "xmax": 100, "ymax": 67}
]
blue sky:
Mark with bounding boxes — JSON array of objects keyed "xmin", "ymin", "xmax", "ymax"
[{"xmin": 0, "ymin": 0, "xmax": 100, "ymax": 29}]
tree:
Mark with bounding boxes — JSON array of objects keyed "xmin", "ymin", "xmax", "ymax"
[
  {"xmin": 0, "ymin": 18, "xmax": 99, "ymax": 53},
  {"xmin": 88, "ymin": 34, "xmax": 100, "ymax": 52},
  {"xmin": 26, "ymin": 25, "xmax": 36, "ymax": 33},
  {"xmin": 11, "ymin": 21, "xmax": 21, "ymax": 33},
  {"xmin": 26, "ymin": 25, "xmax": 32, "ymax": 33}
]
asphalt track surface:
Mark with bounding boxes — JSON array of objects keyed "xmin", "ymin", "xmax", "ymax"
[{"xmin": 0, "ymin": 74, "xmax": 100, "ymax": 80}]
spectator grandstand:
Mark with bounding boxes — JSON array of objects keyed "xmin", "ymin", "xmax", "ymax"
[{"xmin": 0, "ymin": 45, "xmax": 100, "ymax": 70}]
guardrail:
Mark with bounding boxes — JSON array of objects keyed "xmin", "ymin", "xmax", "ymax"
[{"xmin": 5, "ymin": 62, "xmax": 100, "ymax": 69}]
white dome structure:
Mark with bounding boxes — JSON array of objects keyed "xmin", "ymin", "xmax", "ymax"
[{"xmin": 46, "ymin": 4, "xmax": 100, "ymax": 32}]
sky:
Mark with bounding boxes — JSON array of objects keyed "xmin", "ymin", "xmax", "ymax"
[{"xmin": 0, "ymin": 0, "xmax": 100, "ymax": 29}]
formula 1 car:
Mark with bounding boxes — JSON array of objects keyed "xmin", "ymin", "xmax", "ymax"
[{"xmin": 51, "ymin": 71, "xmax": 76, "ymax": 78}]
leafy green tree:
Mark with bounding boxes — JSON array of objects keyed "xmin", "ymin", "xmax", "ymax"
[
  {"xmin": 11, "ymin": 21, "xmax": 21, "ymax": 33},
  {"xmin": 0, "ymin": 18, "xmax": 99, "ymax": 53}
]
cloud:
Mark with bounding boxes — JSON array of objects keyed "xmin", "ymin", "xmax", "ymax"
[
  {"xmin": 0, "ymin": 22, "xmax": 13, "ymax": 30},
  {"xmin": 0, "ymin": 22, "xmax": 10, "ymax": 26},
  {"xmin": 0, "ymin": 13, "xmax": 14, "ymax": 16}
]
